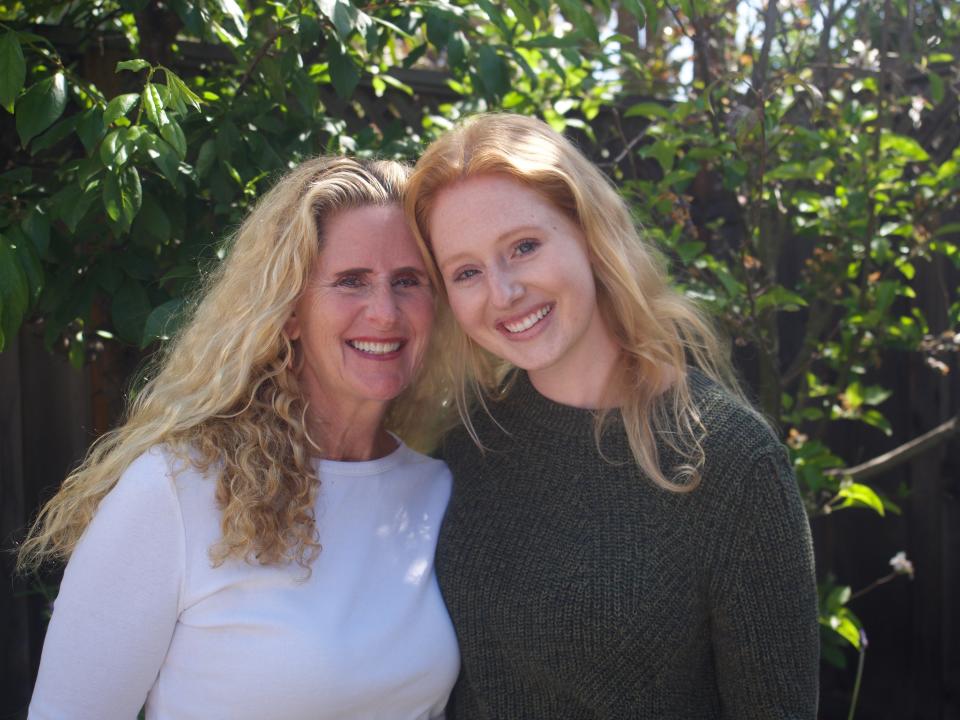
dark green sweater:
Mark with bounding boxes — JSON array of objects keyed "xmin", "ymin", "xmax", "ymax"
[{"xmin": 436, "ymin": 371, "xmax": 819, "ymax": 719}]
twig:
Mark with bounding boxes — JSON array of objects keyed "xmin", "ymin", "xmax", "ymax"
[
  {"xmin": 235, "ymin": 27, "xmax": 290, "ymax": 96},
  {"xmin": 663, "ymin": 2, "xmax": 694, "ymax": 41},
  {"xmin": 847, "ymin": 636, "xmax": 867, "ymax": 720},
  {"xmin": 751, "ymin": 0, "xmax": 780, "ymax": 93},
  {"xmin": 825, "ymin": 413, "xmax": 960, "ymax": 482},
  {"xmin": 850, "ymin": 571, "xmax": 898, "ymax": 600}
]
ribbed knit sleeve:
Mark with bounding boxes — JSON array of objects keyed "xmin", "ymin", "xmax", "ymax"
[{"xmin": 708, "ymin": 446, "xmax": 820, "ymax": 719}]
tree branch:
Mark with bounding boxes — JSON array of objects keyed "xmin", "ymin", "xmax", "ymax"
[
  {"xmin": 752, "ymin": 0, "xmax": 780, "ymax": 92},
  {"xmin": 825, "ymin": 413, "xmax": 960, "ymax": 483}
]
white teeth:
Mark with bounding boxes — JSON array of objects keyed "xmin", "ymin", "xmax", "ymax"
[
  {"xmin": 504, "ymin": 305, "xmax": 551, "ymax": 334},
  {"xmin": 349, "ymin": 340, "xmax": 401, "ymax": 354}
]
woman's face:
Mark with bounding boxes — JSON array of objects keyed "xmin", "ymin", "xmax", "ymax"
[
  {"xmin": 286, "ymin": 204, "xmax": 434, "ymax": 421},
  {"xmin": 427, "ymin": 173, "xmax": 615, "ymax": 389}
]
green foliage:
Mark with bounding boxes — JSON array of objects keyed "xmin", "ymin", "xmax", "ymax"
[{"xmin": 0, "ymin": 0, "xmax": 957, "ymax": 697}]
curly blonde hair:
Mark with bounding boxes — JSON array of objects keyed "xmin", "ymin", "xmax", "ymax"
[
  {"xmin": 18, "ymin": 156, "xmax": 449, "ymax": 573},
  {"xmin": 405, "ymin": 113, "xmax": 747, "ymax": 491}
]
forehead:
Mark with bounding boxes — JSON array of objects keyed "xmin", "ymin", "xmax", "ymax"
[
  {"xmin": 428, "ymin": 174, "xmax": 572, "ymax": 254},
  {"xmin": 319, "ymin": 204, "xmax": 423, "ymax": 269}
]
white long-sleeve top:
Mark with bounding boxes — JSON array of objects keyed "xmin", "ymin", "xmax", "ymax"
[{"xmin": 29, "ymin": 442, "xmax": 459, "ymax": 720}]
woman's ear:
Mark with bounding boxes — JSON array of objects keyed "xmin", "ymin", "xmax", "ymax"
[{"xmin": 283, "ymin": 312, "xmax": 302, "ymax": 341}]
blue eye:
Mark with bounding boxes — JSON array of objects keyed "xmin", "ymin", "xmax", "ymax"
[
  {"xmin": 453, "ymin": 268, "xmax": 480, "ymax": 283},
  {"xmin": 393, "ymin": 274, "xmax": 422, "ymax": 288},
  {"xmin": 515, "ymin": 240, "xmax": 539, "ymax": 256},
  {"xmin": 335, "ymin": 275, "xmax": 364, "ymax": 288}
]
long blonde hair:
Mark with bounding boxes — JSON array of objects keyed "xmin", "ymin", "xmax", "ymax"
[
  {"xmin": 405, "ymin": 113, "xmax": 745, "ymax": 491},
  {"xmin": 18, "ymin": 156, "xmax": 448, "ymax": 573}
]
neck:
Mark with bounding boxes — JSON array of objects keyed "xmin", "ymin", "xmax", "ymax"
[
  {"xmin": 306, "ymin": 406, "xmax": 397, "ymax": 461},
  {"xmin": 528, "ymin": 313, "xmax": 622, "ymax": 409}
]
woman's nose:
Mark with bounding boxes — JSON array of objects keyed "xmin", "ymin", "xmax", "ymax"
[
  {"xmin": 488, "ymin": 268, "xmax": 523, "ymax": 309},
  {"xmin": 366, "ymin": 283, "xmax": 400, "ymax": 326}
]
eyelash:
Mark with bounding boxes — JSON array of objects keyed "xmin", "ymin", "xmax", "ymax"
[
  {"xmin": 514, "ymin": 239, "xmax": 539, "ymax": 256},
  {"xmin": 393, "ymin": 275, "xmax": 422, "ymax": 288},
  {"xmin": 334, "ymin": 275, "xmax": 422, "ymax": 289},
  {"xmin": 452, "ymin": 268, "xmax": 480, "ymax": 283}
]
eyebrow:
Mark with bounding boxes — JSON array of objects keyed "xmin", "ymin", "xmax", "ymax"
[
  {"xmin": 437, "ymin": 224, "xmax": 544, "ymax": 272},
  {"xmin": 332, "ymin": 266, "xmax": 428, "ymax": 279}
]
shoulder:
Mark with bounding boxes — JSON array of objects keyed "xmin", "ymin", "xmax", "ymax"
[
  {"xmin": 72, "ymin": 446, "xmax": 189, "ymax": 572},
  {"xmin": 104, "ymin": 445, "xmax": 180, "ymax": 513},
  {"xmin": 681, "ymin": 373, "xmax": 802, "ymax": 513},
  {"xmin": 393, "ymin": 444, "xmax": 454, "ymax": 494},
  {"xmin": 688, "ymin": 371, "xmax": 784, "ymax": 468},
  {"xmin": 398, "ymin": 444, "xmax": 452, "ymax": 478}
]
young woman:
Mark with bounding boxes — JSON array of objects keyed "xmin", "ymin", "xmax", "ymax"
[
  {"xmin": 20, "ymin": 157, "xmax": 459, "ymax": 720},
  {"xmin": 405, "ymin": 114, "xmax": 819, "ymax": 719}
]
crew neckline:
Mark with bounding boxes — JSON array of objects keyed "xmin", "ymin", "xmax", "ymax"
[
  {"xmin": 313, "ymin": 433, "xmax": 413, "ymax": 476},
  {"xmin": 490, "ymin": 368, "xmax": 714, "ymax": 440},
  {"xmin": 490, "ymin": 371, "xmax": 616, "ymax": 438}
]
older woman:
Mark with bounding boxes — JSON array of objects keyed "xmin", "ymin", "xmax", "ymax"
[
  {"xmin": 20, "ymin": 157, "xmax": 459, "ymax": 720},
  {"xmin": 405, "ymin": 114, "xmax": 819, "ymax": 719}
]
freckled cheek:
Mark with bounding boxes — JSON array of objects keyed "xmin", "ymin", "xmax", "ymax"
[{"xmin": 446, "ymin": 292, "xmax": 486, "ymax": 336}]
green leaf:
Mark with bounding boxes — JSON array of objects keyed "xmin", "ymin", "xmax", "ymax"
[
  {"xmin": 505, "ymin": 0, "xmax": 537, "ymax": 31},
  {"xmin": 676, "ymin": 241, "xmax": 705, "ymax": 263},
  {"xmin": 862, "ymin": 385, "xmax": 892, "ymax": 406},
  {"xmin": 195, "ymin": 138, "xmax": 217, "ymax": 178},
  {"xmin": 447, "ymin": 33, "xmax": 467, "ymax": 70},
  {"xmin": 52, "ymin": 181, "xmax": 100, "ymax": 233},
  {"xmin": 76, "ymin": 106, "xmax": 106, "ymax": 152},
  {"xmin": 103, "ymin": 93, "xmax": 140, "ymax": 125},
  {"xmin": 477, "ymin": 45, "xmax": 509, "ymax": 98},
  {"xmin": 822, "ymin": 609, "xmax": 862, "ymax": 649},
  {"xmin": 928, "ymin": 71, "xmax": 944, "ymax": 104},
  {"xmin": 134, "ymin": 193, "xmax": 171, "ymax": 242},
  {"xmin": 328, "ymin": 45, "xmax": 360, "ymax": 99},
  {"xmin": 21, "ymin": 207, "xmax": 50, "ymax": 255},
  {"xmin": 636, "ymin": 141, "xmax": 677, "ymax": 174},
  {"xmin": 861, "ymin": 409, "xmax": 893, "ymax": 436},
  {"xmin": 141, "ymin": 297, "xmax": 186, "ymax": 346},
  {"xmin": 116, "ymin": 58, "xmax": 150, "ymax": 73},
  {"xmin": 625, "ymin": 101, "xmax": 669, "ymax": 119},
  {"xmin": 824, "ymin": 584, "xmax": 851, "ymax": 611},
  {"xmin": 880, "ymin": 132, "xmax": 930, "ymax": 162},
  {"xmin": 555, "ymin": 0, "xmax": 599, "ymax": 41},
  {"xmin": 425, "ymin": 8, "xmax": 452, "ymax": 48},
  {"xmin": 143, "ymin": 82, "xmax": 169, "ymax": 129},
  {"xmin": 8, "ymin": 227, "xmax": 43, "ymax": 303},
  {"xmin": 15, "ymin": 73, "xmax": 68, "ymax": 147},
  {"xmin": 214, "ymin": 0, "xmax": 248, "ymax": 39},
  {"xmin": 100, "ymin": 129, "xmax": 131, "ymax": 168},
  {"xmin": 163, "ymin": 70, "xmax": 202, "ymax": 112},
  {"xmin": 111, "ymin": 277, "xmax": 152, "ymax": 344},
  {"xmin": 0, "ymin": 234, "xmax": 29, "ymax": 351},
  {"xmin": 141, "ymin": 132, "xmax": 182, "ymax": 189},
  {"xmin": 29, "ymin": 115, "xmax": 78, "ymax": 154},
  {"xmin": 837, "ymin": 482, "xmax": 885, "ymax": 515},
  {"xmin": 102, "ymin": 166, "xmax": 142, "ymax": 231},
  {"xmin": 317, "ymin": 0, "xmax": 371, "ymax": 39},
  {"xmin": 160, "ymin": 120, "xmax": 187, "ymax": 159},
  {"xmin": 0, "ymin": 31, "xmax": 26, "ymax": 113},
  {"xmin": 754, "ymin": 285, "xmax": 808, "ymax": 313},
  {"xmin": 621, "ymin": 0, "xmax": 646, "ymax": 24}
]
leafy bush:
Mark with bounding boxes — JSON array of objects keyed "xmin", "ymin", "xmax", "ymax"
[{"xmin": 2, "ymin": 0, "xmax": 958, "ymax": 711}]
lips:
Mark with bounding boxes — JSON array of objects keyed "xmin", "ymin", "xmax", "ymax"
[{"xmin": 499, "ymin": 303, "xmax": 553, "ymax": 335}]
